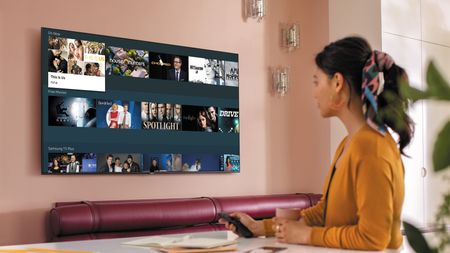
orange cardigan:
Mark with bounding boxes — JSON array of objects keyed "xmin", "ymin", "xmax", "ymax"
[{"xmin": 264, "ymin": 124, "xmax": 405, "ymax": 250}]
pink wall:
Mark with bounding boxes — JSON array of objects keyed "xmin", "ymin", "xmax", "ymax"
[{"xmin": 0, "ymin": 0, "xmax": 329, "ymax": 245}]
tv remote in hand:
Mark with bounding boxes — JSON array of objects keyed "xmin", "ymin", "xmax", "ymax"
[{"xmin": 219, "ymin": 212, "xmax": 254, "ymax": 238}]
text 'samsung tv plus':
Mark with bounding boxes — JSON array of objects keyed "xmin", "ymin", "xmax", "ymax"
[{"xmin": 42, "ymin": 28, "xmax": 240, "ymax": 175}]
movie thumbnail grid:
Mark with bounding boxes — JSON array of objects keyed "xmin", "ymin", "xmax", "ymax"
[
  {"xmin": 49, "ymin": 96, "xmax": 239, "ymax": 133},
  {"xmin": 46, "ymin": 153, "xmax": 240, "ymax": 174},
  {"xmin": 48, "ymin": 36, "xmax": 106, "ymax": 76},
  {"xmin": 47, "ymin": 36, "xmax": 239, "ymax": 87}
]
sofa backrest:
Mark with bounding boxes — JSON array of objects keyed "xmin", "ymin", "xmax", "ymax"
[{"xmin": 50, "ymin": 193, "xmax": 320, "ymax": 242}]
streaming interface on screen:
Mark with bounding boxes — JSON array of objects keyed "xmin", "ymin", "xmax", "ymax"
[{"xmin": 42, "ymin": 28, "xmax": 240, "ymax": 174}]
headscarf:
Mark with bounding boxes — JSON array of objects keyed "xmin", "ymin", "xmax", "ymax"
[{"xmin": 361, "ymin": 50, "xmax": 394, "ymax": 135}]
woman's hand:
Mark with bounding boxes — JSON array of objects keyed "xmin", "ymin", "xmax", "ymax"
[
  {"xmin": 218, "ymin": 212, "xmax": 265, "ymax": 237},
  {"xmin": 272, "ymin": 218, "xmax": 312, "ymax": 244}
]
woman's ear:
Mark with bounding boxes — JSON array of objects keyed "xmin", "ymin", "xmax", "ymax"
[
  {"xmin": 333, "ymin": 72, "xmax": 345, "ymax": 92},
  {"xmin": 329, "ymin": 72, "xmax": 349, "ymax": 110}
]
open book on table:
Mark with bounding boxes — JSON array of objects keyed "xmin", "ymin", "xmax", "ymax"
[{"xmin": 122, "ymin": 235, "xmax": 237, "ymax": 249}]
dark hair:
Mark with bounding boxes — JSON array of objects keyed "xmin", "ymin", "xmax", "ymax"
[
  {"xmin": 173, "ymin": 56, "xmax": 182, "ymax": 63},
  {"xmin": 197, "ymin": 110, "xmax": 211, "ymax": 128},
  {"xmin": 315, "ymin": 36, "xmax": 414, "ymax": 155}
]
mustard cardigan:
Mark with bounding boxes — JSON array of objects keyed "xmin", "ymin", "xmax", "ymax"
[{"xmin": 264, "ymin": 124, "xmax": 405, "ymax": 250}]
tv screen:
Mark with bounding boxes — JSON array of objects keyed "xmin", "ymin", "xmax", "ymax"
[{"xmin": 42, "ymin": 28, "xmax": 240, "ymax": 174}]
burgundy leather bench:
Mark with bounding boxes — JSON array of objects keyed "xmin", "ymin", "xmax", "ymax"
[{"xmin": 50, "ymin": 193, "xmax": 322, "ymax": 242}]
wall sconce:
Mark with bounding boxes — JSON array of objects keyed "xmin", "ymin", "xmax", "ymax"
[
  {"xmin": 282, "ymin": 23, "xmax": 300, "ymax": 51},
  {"xmin": 272, "ymin": 67, "xmax": 289, "ymax": 96},
  {"xmin": 245, "ymin": 0, "xmax": 266, "ymax": 22}
]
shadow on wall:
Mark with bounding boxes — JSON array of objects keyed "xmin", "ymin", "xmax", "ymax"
[
  {"xmin": 0, "ymin": 209, "xmax": 51, "ymax": 245},
  {"xmin": 26, "ymin": 27, "xmax": 43, "ymax": 176}
]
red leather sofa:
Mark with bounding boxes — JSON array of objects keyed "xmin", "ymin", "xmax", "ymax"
[{"xmin": 50, "ymin": 193, "xmax": 322, "ymax": 242}]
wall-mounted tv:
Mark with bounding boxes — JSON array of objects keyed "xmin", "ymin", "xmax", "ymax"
[{"xmin": 42, "ymin": 28, "xmax": 240, "ymax": 175}]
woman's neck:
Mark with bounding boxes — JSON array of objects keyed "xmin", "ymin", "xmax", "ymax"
[{"xmin": 337, "ymin": 103, "xmax": 366, "ymax": 138}]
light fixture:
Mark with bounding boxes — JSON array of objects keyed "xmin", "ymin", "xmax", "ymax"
[
  {"xmin": 245, "ymin": 0, "xmax": 266, "ymax": 22},
  {"xmin": 282, "ymin": 23, "xmax": 300, "ymax": 51},
  {"xmin": 272, "ymin": 67, "xmax": 289, "ymax": 96}
]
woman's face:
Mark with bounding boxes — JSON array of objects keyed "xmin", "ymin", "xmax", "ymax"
[
  {"xmin": 69, "ymin": 43, "xmax": 75, "ymax": 50},
  {"xmin": 150, "ymin": 103, "xmax": 157, "ymax": 117},
  {"xmin": 313, "ymin": 68, "xmax": 335, "ymax": 118},
  {"xmin": 205, "ymin": 61, "xmax": 216, "ymax": 78},
  {"xmin": 199, "ymin": 115, "xmax": 207, "ymax": 128}
]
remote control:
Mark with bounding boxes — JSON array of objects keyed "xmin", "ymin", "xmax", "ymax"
[{"xmin": 219, "ymin": 212, "xmax": 254, "ymax": 238}]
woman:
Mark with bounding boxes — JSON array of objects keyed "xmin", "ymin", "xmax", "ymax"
[
  {"xmin": 69, "ymin": 43, "xmax": 76, "ymax": 58},
  {"xmin": 149, "ymin": 102, "xmax": 158, "ymax": 121},
  {"xmin": 49, "ymin": 158, "xmax": 61, "ymax": 173},
  {"xmin": 108, "ymin": 103, "xmax": 119, "ymax": 128},
  {"xmin": 220, "ymin": 37, "xmax": 413, "ymax": 250},
  {"xmin": 204, "ymin": 59, "xmax": 224, "ymax": 85},
  {"xmin": 197, "ymin": 110, "xmax": 212, "ymax": 132},
  {"xmin": 74, "ymin": 39, "xmax": 84, "ymax": 61},
  {"xmin": 225, "ymin": 156, "xmax": 233, "ymax": 172},
  {"xmin": 122, "ymin": 162, "xmax": 131, "ymax": 173},
  {"xmin": 114, "ymin": 157, "xmax": 122, "ymax": 173}
]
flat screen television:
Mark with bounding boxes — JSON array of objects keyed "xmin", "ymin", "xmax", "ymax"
[{"xmin": 42, "ymin": 27, "xmax": 240, "ymax": 174}]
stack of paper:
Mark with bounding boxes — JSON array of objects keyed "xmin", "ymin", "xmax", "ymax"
[{"xmin": 122, "ymin": 236, "xmax": 237, "ymax": 253}]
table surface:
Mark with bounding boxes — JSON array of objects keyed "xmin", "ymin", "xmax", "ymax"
[{"xmin": 0, "ymin": 231, "xmax": 418, "ymax": 253}]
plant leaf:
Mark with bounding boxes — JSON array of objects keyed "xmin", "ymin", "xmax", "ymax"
[
  {"xmin": 403, "ymin": 221, "xmax": 433, "ymax": 253},
  {"xmin": 400, "ymin": 61, "xmax": 450, "ymax": 102},
  {"xmin": 433, "ymin": 121, "xmax": 450, "ymax": 172},
  {"xmin": 426, "ymin": 61, "xmax": 450, "ymax": 101},
  {"xmin": 399, "ymin": 81, "xmax": 431, "ymax": 102}
]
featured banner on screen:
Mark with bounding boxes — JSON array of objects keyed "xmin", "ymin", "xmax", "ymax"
[
  {"xmin": 96, "ymin": 153, "xmax": 142, "ymax": 173},
  {"xmin": 182, "ymin": 105, "xmax": 218, "ymax": 132},
  {"xmin": 141, "ymin": 102, "xmax": 181, "ymax": 130},
  {"xmin": 48, "ymin": 96, "xmax": 96, "ymax": 127},
  {"xmin": 47, "ymin": 36, "xmax": 105, "ymax": 92},
  {"xmin": 96, "ymin": 100, "xmax": 141, "ymax": 129},
  {"xmin": 188, "ymin": 57, "xmax": 225, "ymax": 85},
  {"xmin": 221, "ymin": 154, "xmax": 240, "ymax": 172},
  {"xmin": 218, "ymin": 108, "xmax": 239, "ymax": 133},
  {"xmin": 106, "ymin": 47, "xmax": 149, "ymax": 78},
  {"xmin": 47, "ymin": 153, "xmax": 97, "ymax": 174}
]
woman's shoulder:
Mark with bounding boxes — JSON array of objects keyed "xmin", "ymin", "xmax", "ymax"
[{"xmin": 350, "ymin": 124, "xmax": 399, "ymax": 159}]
